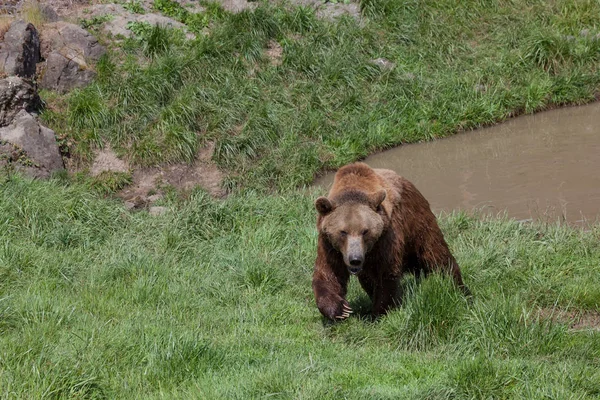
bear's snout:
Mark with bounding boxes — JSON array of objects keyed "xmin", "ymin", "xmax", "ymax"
[
  {"xmin": 348, "ymin": 256, "xmax": 363, "ymax": 274},
  {"xmin": 345, "ymin": 236, "xmax": 365, "ymax": 274}
]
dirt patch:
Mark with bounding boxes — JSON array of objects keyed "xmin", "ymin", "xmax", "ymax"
[
  {"xmin": 285, "ymin": 0, "xmax": 361, "ymax": 20},
  {"xmin": 118, "ymin": 141, "xmax": 226, "ymax": 206},
  {"xmin": 213, "ymin": 0, "xmax": 257, "ymax": 13},
  {"xmin": 90, "ymin": 145, "xmax": 129, "ymax": 176},
  {"xmin": 265, "ymin": 39, "xmax": 283, "ymax": 66},
  {"xmin": 74, "ymin": 0, "xmax": 358, "ymax": 20},
  {"xmin": 538, "ymin": 308, "xmax": 600, "ymax": 331}
]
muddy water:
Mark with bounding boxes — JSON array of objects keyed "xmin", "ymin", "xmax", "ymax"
[{"xmin": 315, "ymin": 102, "xmax": 600, "ymax": 225}]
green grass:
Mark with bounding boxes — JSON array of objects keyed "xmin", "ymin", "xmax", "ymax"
[
  {"xmin": 41, "ymin": 0, "xmax": 600, "ymax": 192},
  {"xmin": 1, "ymin": 174, "xmax": 599, "ymax": 398},
  {"xmin": 10, "ymin": 0, "xmax": 600, "ymax": 397}
]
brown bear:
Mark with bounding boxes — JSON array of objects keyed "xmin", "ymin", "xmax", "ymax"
[{"xmin": 313, "ymin": 162, "xmax": 470, "ymax": 320}]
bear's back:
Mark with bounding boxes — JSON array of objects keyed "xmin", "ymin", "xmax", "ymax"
[{"xmin": 329, "ymin": 163, "xmax": 402, "ymax": 217}]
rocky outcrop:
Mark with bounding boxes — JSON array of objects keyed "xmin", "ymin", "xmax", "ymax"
[
  {"xmin": 0, "ymin": 77, "xmax": 62, "ymax": 178},
  {"xmin": 0, "ymin": 110, "xmax": 64, "ymax": 177},
  {"xmin": 40, "ymin": 22, "xmax": 105, "ymax": 61},
  {"xmin": 0, "ymin": 20, "xmax": 41, "ymax": 78},
  {"xmin": 39, "ymin": 4, "xmax": 61, "ymax": 23},
  {"xmin": 88, "ymin": 4, "xmax": 187, "ymax": 38},
  {"xmin": 40, "ymin": 52, "xmax": 98, "ymax": 93},
  {"xmin": 38, "ymin": 22, "xmax": 106, "ymax": 93},
  {"xmin": 0, "ymin": 76, "xmax": 40, "ymax": 127}
]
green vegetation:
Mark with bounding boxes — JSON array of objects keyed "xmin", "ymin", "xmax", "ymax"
[
  {"xmin": 152, "ymin": 0, "xmax": 211, "ymax": 33},
  {"xmin": 1, "ymin": 175, "xmax": 599, "ymax": 398},
  {"xmin": 5, "ymin": 0, "xmax": 600, "ymax": 397},
  {"xmin": 42, "ymin": 0, "xmax": 600, "ymax": 192},
  {"xmin": 123, "ymin": 0, "xmax": 145, "ymax": 14},
  {"xmin": 79, "ymin": 14, "xmax": 113, "ymax": 31}
]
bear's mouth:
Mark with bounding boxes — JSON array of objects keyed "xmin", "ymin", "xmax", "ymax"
[{"xmin": 347, "ymin": 258, "xmax": 363, "ymax": 275}]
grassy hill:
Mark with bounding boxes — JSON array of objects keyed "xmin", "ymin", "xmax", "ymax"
[
  {"xmin": 3, "ymin": 0, "xmax": 600, "ymax": 397},
  {"xmin": 42, "ymin": 0, "xmax": 600, "ymax": 191}
]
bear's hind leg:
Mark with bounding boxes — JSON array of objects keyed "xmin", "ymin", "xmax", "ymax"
[{"xmin": 418, "ymin": 246, "xmax": 471, "ymax": 297}]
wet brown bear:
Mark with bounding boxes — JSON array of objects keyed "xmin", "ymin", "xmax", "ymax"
[{"xmin": 313, "ymin": 162, "xmax": 469, "ymax": 320}]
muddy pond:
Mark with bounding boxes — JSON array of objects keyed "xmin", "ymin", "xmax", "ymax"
[{"xmin": 314, "ymin": 102, "xmax": 600, "ymax": 226}]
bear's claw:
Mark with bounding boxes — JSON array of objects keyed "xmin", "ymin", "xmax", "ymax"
[{"xmin": 335, "ymin": 303, "xmax": 353, "ymax": 320}]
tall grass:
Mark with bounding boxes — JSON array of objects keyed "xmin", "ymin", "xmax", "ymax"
[
  {"xmin": 1, "ymin": 173, "xmax": 599, "ymax": 398},
  {"xmin": 40, "ymin": 0, "xmax": 600, "ymax": 191},
  {"xmin": 20, "ymin": 0, "xmax": 48, "ymax": 27}
]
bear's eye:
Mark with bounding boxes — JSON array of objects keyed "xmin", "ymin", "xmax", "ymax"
[
  {"xmin": 362, "ymin": 229, "xmax": 369, "ymax": 235},
  {"xmin": 340, "ymin": 230, "xmax": 347, "ymax": 236}
]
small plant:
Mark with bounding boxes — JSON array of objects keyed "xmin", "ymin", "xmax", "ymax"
[
  {"xmin": 185, "ymin": 12, "xmax": 209, "ymax": 34},
  {"xmin": 126, "ymin": 20, "xmax": 154, "ymax": 37},
  {"xmin": 126, "ymin": 21, "xmax": 174, "ymax": 57},
  {"xmin": 153, "ymin": 0, "xmax": 189, "ymax": 21},
  {"xmin": 152, "ymin": 0, "xmax": 209, "ymax": 32},
  {"xmin": 0, "ymin": 15, "xmax": 13, "ymax": 41},
  {"xmin": 20, "ymin": 0, "xmax": 45, "ymax": 27},
  {"xmin": 80, "ymin": 14, "xmax": 113, "ymax": 30},
  {"xmin": 123, "ymin": 0, "xmax": 146, "ymax": 14}
]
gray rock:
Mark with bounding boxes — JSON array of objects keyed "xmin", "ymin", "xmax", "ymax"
[
  {"xmin": 37, "ymin": 22, "xmax": 105, "ymax": 92},
  {"xmin": 0, "ymin": 4, "xmax": 17, "ymax": 15},
  {"xmin": 40, "ymin": 51, "xmax": 97, "ymax": 93},
  {"xmin": 0, "ymin": 141, "xmax": 19, "ymax": 166},
  {"xmin": 39, "ymin": 4, "xmax": 61, "ymax": 23},
  {"xmin": 40, "ymin": 21, "xmax": 105, "ymax": 61},
  {"xmin": 0, "ymin": 110, "xmax": 64, "ymax": 178},
  {"xmin": 0, "ymin": 76, "xmax": 41, "ymax": 127},
  {"xmin": 0, "ymin": 20, "xmax": 41, "ymax": 78},
  {"xmin": 89, "ymin": 4, "xmax": 189, "ymax": 38}
]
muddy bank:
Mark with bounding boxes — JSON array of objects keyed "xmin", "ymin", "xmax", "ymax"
[{"xmin": 315, "ymin": 102, "xmax": 600, "ymax": 225}]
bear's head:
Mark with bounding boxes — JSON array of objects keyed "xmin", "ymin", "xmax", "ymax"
[{"xmin": 315, "ymin": 189, "xmax": 387, "ymax": 275}]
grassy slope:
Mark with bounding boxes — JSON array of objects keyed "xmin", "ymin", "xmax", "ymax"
[
  {"xmin": 1, "ymin": 175, "xmax": 600, "ymax": 398},
  {"xmin": 5, "ymin": 0, "xmax": 600, "ymax": 397},
  {"xmin": 42, "ymin": 0, "xmax": 600, "ymax": 191}
]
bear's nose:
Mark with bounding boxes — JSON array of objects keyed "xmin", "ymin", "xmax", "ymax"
[
  {"xmin": 349, "ymin": 258, "xmax": 362, "ymax": 267},
  {"xmin": 348, "ymin": 257, "xmax": 363, "ymax": 274}
]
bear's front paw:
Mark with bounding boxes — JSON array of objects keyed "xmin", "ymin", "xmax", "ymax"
[{"xmin": 317, "ymin": 296, "xmax": 353, "ymax": 321}]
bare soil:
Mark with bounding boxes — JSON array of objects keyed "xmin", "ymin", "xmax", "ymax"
[
  {"xmin": 117, "ymin": 141, "xmax": 226, "ymax": 206},
  {"xmin": 538, "ymin": 307, "xmax": 600, "ymax": 331},
  {"xmin": 90, "ymin": 145, "xmax": 129, "ymax": 176},
  {"xmin": 36, "ymin": 0, "xmax": 361, "ymax": 20},
  {"xmin": 265, "ymin": 39, "xmax": 283, "ymax": 66}
]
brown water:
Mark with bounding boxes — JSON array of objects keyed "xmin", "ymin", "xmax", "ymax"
[{"xmin": 314, "ymin": 102, "xmax": 600, "ymax": 225}]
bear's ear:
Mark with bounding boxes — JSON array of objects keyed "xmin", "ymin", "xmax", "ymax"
[
  {"xmin": 315, "ymin": 196, "xmax": 333, "ymax": 215},
  {"xmin": 369, "ymin": 189, "xmax": 387, "ymax": 209}
]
